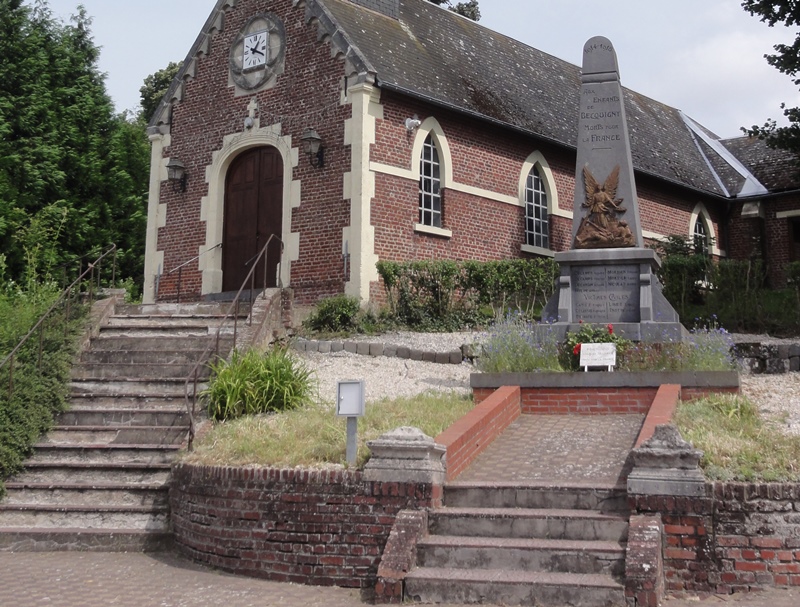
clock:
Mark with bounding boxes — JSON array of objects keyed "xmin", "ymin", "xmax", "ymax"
[
  {"xmin": 229, "ymin": 14, "xmax": 286, "ymax": 91},
  {"xmin": 243, "ymin": 30, "xmax": 268, "ymax": 70}
]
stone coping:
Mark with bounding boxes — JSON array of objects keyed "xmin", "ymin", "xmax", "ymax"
[
  {"xmin": 471, "ymin": 370, "xmax": 741, "ymax": 389},
  {"xmin": 292, "ymin": 338, "xmax": 463, "ymax": 364}
]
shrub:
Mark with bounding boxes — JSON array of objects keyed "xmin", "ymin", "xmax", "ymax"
[
  {"xmin": 204, "ymin": 347, "xmax": 313, "ymax": 421},
  {"xmin": 0, "ymin": 283, "xmax": 86, "ymax": 494},
  {"xmin": 478, "ymin": 312, "xmax": 561, "ymax": 373},
  {"xmin": 303, "ymin": 294, "xmax": 361, "ymax": 333}
]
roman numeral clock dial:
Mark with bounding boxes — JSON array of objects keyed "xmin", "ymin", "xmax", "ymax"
[{"xmin": 229, "ymin": 14, "xmax": 286, "ymax": 92}]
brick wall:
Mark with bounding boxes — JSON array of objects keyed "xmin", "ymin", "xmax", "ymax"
[
  {"xmin": 472, "ymin": 385, "xmax": 736, "ymax": 415},
  {"xmin": 435, "ymin": 385, "xmax": 521, "ymax": 481},
  {"xmin": 169, "ymin": 464, "xmax": 439, "ymax": 590},
  {"xmin": 631, "ymin": 483, "xmax": 800, "ymax": 596}
]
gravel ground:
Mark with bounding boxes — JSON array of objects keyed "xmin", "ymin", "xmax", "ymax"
[{"xmin": 298, "ymin": 331, "xmax": 800, "ymax": 433}]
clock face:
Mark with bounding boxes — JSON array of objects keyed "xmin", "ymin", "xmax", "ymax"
[
  {"xmin": 243, "ymin": 31, "xmax": 268, "ymax": 70},
  {"xmin": 229, "ymin": 14, "xmax": 286, "ymax": 92}
]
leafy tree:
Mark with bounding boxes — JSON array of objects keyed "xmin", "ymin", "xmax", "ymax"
[
  {"xmin": 139, "ymin": 61, "xmax": 182, "ymax": 123},
  {"xmin": 741, "ymin": 0, "xmax": 800, "ymax": 153},
  {"xmin": 428, "ymin": 0, "xmax": 481, "ymax": 21},
  {"xmin": 0, "ymin": 0, "xmax": 149, "ymax": 289}
]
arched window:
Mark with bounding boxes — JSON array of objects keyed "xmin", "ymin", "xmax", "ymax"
[
  {"xmin": 525, "ymin": 165, "xmax": 549, "ymax": 249},
  {"xmin": 693, "ymin": 215, "xmax": 709, "ymax": 255},
  {"xmin": 419, "ymin": 134, "xmax": 442, "ymax": 228}
]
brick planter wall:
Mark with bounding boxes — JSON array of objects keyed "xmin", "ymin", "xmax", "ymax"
[
  {"xmin": 631, "ymin": 483, "xmax": 800, "ymax": 596},
  {"xmin": 169, "ymin": 464, "xmax": 439, "ymax": 591},
  {"xmin": 472, "ymin": 372, "xmax": 740, "ymax": 414}
]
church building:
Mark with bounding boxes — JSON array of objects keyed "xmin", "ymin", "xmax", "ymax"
[{"xmin": 143, "ymin": 0, "xmax": 800, "ymax": 309}]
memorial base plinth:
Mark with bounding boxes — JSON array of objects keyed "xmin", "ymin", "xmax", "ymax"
[{"xmin": 541, "ymin": 248, "xmax": 687, "ymax": 343}]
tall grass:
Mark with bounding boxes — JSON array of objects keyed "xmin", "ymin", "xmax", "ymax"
[
  {"xmin": 185, "ymin": 391, "xmax": 474, "ymax": 468},
  {"xmin": 676, "ymin": 394, "xmax": 800, "ymax": 482},
  {"xmin": 478, "ymin": 312, "xmax": 561, "ymax": 373}
]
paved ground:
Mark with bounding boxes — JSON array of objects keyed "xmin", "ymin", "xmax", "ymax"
[
  {"xmin": 1, "ymin": 551, "xmax": 798, "ymax": 607},
  {"xmin": 457, "ymin": 414, "xmax": 643, "ymax": 487}
]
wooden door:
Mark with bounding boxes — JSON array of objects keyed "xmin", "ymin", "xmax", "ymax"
[{"xmin": 223, "ymin": 147, "xmax": 283, "ymax": 291}]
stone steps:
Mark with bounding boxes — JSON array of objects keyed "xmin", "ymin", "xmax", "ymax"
[
  {"xmin": 0, "ymin": 299, "xmax": 242, "ymax": 551},
  {"xmin": 0, "ymin": 527, "xmax": 173, "ymax": 552},
  {"xmin": 43, "ymin": 426, "xmax": 187, "ymax": 445},
  {"xmin": 3, "ymin": 482, "xmax": 168, "ymax": 508},
  {"xmin": 404, "ymin": 567, "xmax": 624, "ymax": 607},
  {"xmin": 0, "ymin": 504, "xmax": 170, "ymax": 530},
  {"xmin": 403, "ymin": 483, "xmax": 629, "ymax": 606},
  {"xmin": 58, "ymin": 408, "xmax": 189, "ymax": 427},
  {"xmin": 416, "ymin": 535, "xmax": 626, "ymax": 576},
  {"xmin": 428, "ymin": 507, "xmax": 629, "ymax": 542},
  {"xmin": 28, "ymin": 444, "xmax": 180, "ymax": 465},
  {"xmin": 12, "ymin": 462, "xmax": 171, "ymax": 485},
  {"xmin": 71, "ymin": 362, "xmax": 211, "ymax": 381}
]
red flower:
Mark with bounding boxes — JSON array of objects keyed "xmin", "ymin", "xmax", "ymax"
[
  {"xmin": 579, "ymin": 319, "xmax": 584, "ymax": 324},
  {"xmin": 607, "ymin": 324, "xmax": 614, "ymax": 335},
  {"xmin": 573, "ymin": 343, "xmax": 581, "ymax": 356}
]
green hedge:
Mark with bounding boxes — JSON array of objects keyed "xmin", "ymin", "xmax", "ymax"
[{"xmin": 376, "ymin": 258, "xmax": 558, "ymax": 330}]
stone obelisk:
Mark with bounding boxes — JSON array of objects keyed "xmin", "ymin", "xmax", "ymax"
[{"xmin": 542, "ymin": 37, "xmax": 684, "ymax": 342}]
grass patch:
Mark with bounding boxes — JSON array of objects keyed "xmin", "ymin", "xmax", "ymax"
[
  {"xmin": 184, "ymin": 391, "xmax": 474, "ymax": 469},
  {"xmin": 675, "ymin": 394, "xmax": 800, "ymax": 482}
]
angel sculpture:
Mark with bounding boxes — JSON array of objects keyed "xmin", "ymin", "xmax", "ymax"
[
  {"xmin": 583, "ymin": 165, "xmax": 626, "ymax": 228},
  {"xmin": 573, "ymin": 164, "xmax": 635, "ymax": 249}
]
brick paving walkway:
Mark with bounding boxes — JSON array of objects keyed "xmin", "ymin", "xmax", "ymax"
[{"xmin": 456, "ymin": 414, "xmax": 644, "ymax": 487}]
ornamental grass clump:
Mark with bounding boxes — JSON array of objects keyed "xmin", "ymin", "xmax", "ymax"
[
  {"xmin": 204, "ymin": 347, "xmax": 313, "ymax": 421},
  {"xmin": 478, "ymin": 312, "xmax": 561, "ymax": 373},
  {"xmin": 683, "ymin": 316, "xmax": 736, "ymax": 371}
]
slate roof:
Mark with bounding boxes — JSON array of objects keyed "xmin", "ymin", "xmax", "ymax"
[
  {"xmin": 722, "ymin": 136, "xmax": 800, "ymax": 193},
  {"xmin": 318, "ymin": 0, "xmax": 800, "ymax": 198}
]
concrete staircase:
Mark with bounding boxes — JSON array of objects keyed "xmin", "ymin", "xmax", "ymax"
[
  {"xmin": 405, "ymin": 483, "xmax": 629, "ymax": 607},
  {"xmin": 0, "ymin": 302, "xmax": 242, "ymax": 552}
]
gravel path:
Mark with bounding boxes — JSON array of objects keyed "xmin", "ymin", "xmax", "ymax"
[{"xmin": 297, "ymin": 331, "xmax": 800, "ymax": 433}]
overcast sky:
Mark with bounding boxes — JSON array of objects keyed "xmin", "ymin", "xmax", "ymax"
[{"xmin": 40, "ymin": 0, "xmax": 797, "ymax": 139}]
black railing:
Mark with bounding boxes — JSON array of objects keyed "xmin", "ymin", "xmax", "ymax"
[
  {"xmin": 183, "ymin": 234, "xmax": 284, "ymax": 451},
  {"xmin": 157, "ymin": 243, "xmax": 222, "ymax": 304},
  {"xmin": 0, "ymin": 244, "xmax": 118, "ymax": 401}
]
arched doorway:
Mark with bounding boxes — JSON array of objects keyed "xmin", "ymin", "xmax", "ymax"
[{"xmin": 223, "ymin": 146, "xmax": 283, "ymax": 291}]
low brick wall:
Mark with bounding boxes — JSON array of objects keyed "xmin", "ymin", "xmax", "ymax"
[
  {"xmin": 630, "ymin": 483, "xmax": 800, "ymax": 596},
  {"xmin": 435, "ymin": 385, "xmax": 521, "ymax": 481},
  {"xmin": 472, "ymin": 372, "xmax": 740, "ymax": 414},
  {"xmin": 169, "ymin": 464, "xmax": 439, "ymax": 591}
]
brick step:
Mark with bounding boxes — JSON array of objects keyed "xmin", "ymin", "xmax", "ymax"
[
  {"xmin": 417, "ymin": 535, "xmax": 626, "ymax": 576},
  {"xmin": 28, "ymin": 444, "xmax": 180, "ymax": 465},
  {"xmin": 43, "ymin": 426, "xmax": 188, "ymax": 445},
  {"xmin": 3, "ymin": 482, "xmax": 168, "ymax": 508},
  {"xmin": 70, "ymin": 379, "xmax": 202, "ymax": 398},
  {"xmin": 0, "ymin": 527, "xmax": 173, "ymax": 552},
  {"xmin": 404, "ymin": 567, "xmax": 624, "ymax": 607},
  {"xmin": 444, "ymin": 483, "xmax": 628, "ymax": 513},
  {"xmin": 0, "ymin": 504, "xmax": 169, "ymax": 530},
  {"xmin": 98, "ymin": 325, "xmax": 224, "ymax": 338},
  {"xmin": 59, "ymin": 408, "xmax": 188, "ymax": 427},
  {"xmin": 87, "ymin": 335, "xmax": 227, "ymax": 352},
  {"xmin": 13, "ymin": 462, "xmax": 171, "ymax": 484},
  {"xmin": 81, "ymin": 349, "xmax": 210, "ymax": 364},
  {"xmin": 429, "ymin": 507, "xmax": 629, "ymax": 542},
  {"xmin": 71, "ymin": 362, "xmax": 211, "ymax": 381}
]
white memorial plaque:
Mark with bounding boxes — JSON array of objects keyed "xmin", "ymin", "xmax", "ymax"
[{"xmin": 579, "ymin": 343, "xmax": 617, "ymax": 370}]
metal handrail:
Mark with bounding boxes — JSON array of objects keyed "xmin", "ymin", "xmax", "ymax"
[
  {"xmin": 182, "ymin": 234, "xmax": 284, "ymax": 451},
  {"xmin": 1, "ymin": 244, "xmax": 118, "ymax": 401},
  {"xmin": 156, "ymin": 243, "xmax": 222, "ymax": 304}
]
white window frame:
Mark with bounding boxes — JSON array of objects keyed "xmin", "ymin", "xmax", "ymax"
[
  {"xmin": 524, "ymin": 165, "xmax": 550, "ymax": 250},
  {"xmin": 519, "ymin": 152, "xmax": 557, "ymax": 257},
  {"xmin": 419, "ymin": 133, "xmax": 442, "ymax": 228}
]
